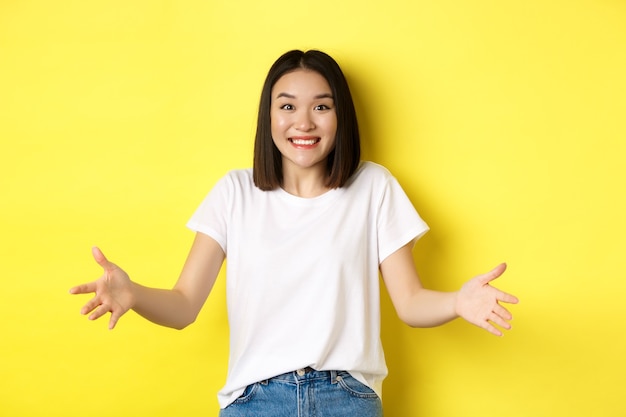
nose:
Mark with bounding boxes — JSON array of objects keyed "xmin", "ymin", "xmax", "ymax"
[{"xmin": 294, "ymin": 109, "xmax": 315, "ymax": 131}]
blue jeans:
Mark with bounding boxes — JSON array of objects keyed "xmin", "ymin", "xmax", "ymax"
[{"xmin": 219, "ymin": 368, "xmax": 383, "ymax": 417}]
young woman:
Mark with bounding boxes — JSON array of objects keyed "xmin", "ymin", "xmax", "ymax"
[{"xmin": 70, "ymin": 50, "xmax": 518, "ymax": 416}]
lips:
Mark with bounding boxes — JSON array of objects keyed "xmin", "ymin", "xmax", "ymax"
[{"xmin": 289, "ymin": 137, "xmax": 321, "ymax": 146}]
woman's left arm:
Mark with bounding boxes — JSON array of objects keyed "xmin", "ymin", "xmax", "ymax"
[{"xmin": 379, "ymin": 243, "xmax": 519, "ymax": 336}]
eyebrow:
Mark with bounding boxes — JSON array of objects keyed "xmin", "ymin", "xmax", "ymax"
[{"xmin": 275, "ymin": 92, "xmax": 334, "ymax": 100}]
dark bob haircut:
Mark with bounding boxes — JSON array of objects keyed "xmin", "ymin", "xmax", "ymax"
[{"xmin": 253, "ymin": 50, "xmax": 361, "ymax": 191}]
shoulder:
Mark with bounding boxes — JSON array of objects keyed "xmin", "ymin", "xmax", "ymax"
[
  {"xmin": 226, "ymin": 167, "xmax": 254, "ymax": 181},
  {"xmin": 358, "ymin": 161, "xmax": 394, "ymax": 177},
  {"xmin": 216, "ymin": 168, "xmax": 255, "ymax": 189},
  {"xmin": 203, "ymin": 168, "xmax": 257, "ymax": 201},
  {"xmin": 348, "ymin": 161, "xmax": 396, "ymax": 187}
]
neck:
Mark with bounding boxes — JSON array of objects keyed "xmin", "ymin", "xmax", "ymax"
[{"xmin": 281, "ymin": 166, "xmax": 329, "ymax": 198}]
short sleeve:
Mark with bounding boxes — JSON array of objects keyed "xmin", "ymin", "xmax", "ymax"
[
  {"xmin": 377, "ymin": 175, "xmax": 429, "ymax": 263},
  {"xmin": 186, "ymin": 174, "xmax": 231, "ymax": 254}
]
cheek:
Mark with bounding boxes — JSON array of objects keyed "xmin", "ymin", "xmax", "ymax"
[
  {"xmin": 270, "ymin": 113, "xmax": 289, "ymax": 134},
  {"xmin": 324, "ymin": 115, "xmax": 338, "ymax": 137},
  {"xmin": 270, "ymin": 117, "xmax": 287, "ymax": 146}
]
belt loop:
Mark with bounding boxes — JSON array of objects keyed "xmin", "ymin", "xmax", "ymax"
[{"xmin": 330, "ymin": 370, "xmax": 338, "ymax": 384}]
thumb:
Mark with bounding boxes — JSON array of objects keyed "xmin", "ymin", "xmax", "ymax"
[
  {"xmin": 92, "ymin": 246, "xmax": 114, "ymax": 270},
  {"xmin": 479, "ymin": 262, "xmax": 507, "ymax": 285}
]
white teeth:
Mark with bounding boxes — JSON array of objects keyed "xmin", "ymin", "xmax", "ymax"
[{"xmin": 291, "ymin": 138, "xmax": 318, "ymax": 145}]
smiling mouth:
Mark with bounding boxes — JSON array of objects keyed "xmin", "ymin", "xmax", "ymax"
[{"xmin": 289, "ymin": 137, "xmax": 320, "ymax": 146}]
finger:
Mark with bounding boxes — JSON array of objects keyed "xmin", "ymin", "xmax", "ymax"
[
  {"xmin": 489, "ymin": 312, "xmax": 512, "ymax": 331},
  {"xmin": 80, "ymin": 297, "xmax": 103, "ymax": 316},
  {"xmin": 88, "ymin": 303, "xmax": 110, "ymax": 321},
  {"xmin": 92, "ymin": 246, "xmax": 114, "ymax": 271},
  {"xmin": 69, "ymin": 281, "xmax": 97, "ymax": 295},
  {"xmin": 479, "ymin": 263, "xmax": 507, "ymax": 285},
  {"xmin": 497, "ymin": 290, "xmax": 519, "ymax": 305},
  {"xmin": 482, "ymin": 321, "xmax": 504, "ymax": 337},
  {"xmin": 109, "ymin": 311, "xmax": 122, "ymax": 330},
  {"xmin": 491, "ymin": 285, "xmax": 519, "ymax": 304},
  {"xmin": 493, "ymin": 303, "xmax": 513, "ymax": 321}
]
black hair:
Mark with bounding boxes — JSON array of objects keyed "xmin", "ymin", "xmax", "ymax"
[{"xmin": 253, "ymin": 50, "xmax": 361, "ymax": 190}]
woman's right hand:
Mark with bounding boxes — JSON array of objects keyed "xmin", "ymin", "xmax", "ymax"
[{"xmin": 70, "ymin": 247, "xmax": 135, "ymax": 330}]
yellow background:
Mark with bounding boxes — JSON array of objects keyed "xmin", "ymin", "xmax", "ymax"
[{"xmin": 1, "ymin": 1, "xmax": 625, "ymax": 416}]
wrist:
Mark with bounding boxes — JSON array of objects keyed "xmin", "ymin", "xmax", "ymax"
[
  {"xmin": 127, "ymin": 280, "xmax": 142, "ymax": 311},
  {"xmin": 452, "ymin": 290, "xmax": 461, "ymax": 318}
]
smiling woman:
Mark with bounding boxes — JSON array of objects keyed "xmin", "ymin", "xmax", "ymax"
[
  {"xmin": 69, "ymin": 49, "xmax": 518, "ymax": 417},
  {"xmin": 270, "ymin": 70, "xmax": 338, "ymax": 197},
  {"xmin": 253, "ymin": 50, "xmax": 361, "ymax": 192}
]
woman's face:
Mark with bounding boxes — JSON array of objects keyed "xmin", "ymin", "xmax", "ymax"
[{"xmin": 270, "ymin": 69, "xmax": 337, "ymax": 176}]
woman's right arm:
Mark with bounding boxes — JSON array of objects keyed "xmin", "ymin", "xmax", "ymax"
[{"xmin": 70, "ymin": 232, "xmax": 225, "ymax": 330}]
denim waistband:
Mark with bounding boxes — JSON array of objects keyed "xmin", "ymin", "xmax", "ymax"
[{"xmin": 262, "ymin": 367, "xmax": 342, "ymax": 385}]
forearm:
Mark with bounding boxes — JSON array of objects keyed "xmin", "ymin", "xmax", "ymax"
[
  {"xmin": 130, "ymin": 234, "xmax": 224, "ymax": 329},
  {"xmin": 130, "ymin": 283, "xmax": 200, "ymax": 330},
  {"xmin": 396, "ymin": 288, "xmax": 459, "ymax": 328},
  {"xmin": 72, "ymin": 235, "xmax": 222, "ymax": 330},
  {"xmin": 380, "ymin": 244, "xmax": 517, "ymax": 334}
]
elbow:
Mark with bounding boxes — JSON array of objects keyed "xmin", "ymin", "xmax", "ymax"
[
  {"xmin": 394, "ymin": 296, "xmax": 422, "ymax": 328},
  {"xmin": 173, "ymin": 315, "xmax": 197, "ymax": 330},
  {"xmin": 169, "ymin": 289, "xmax": 201, "ymax": 330},
  {"xmin": 396, "ymin": 305, "xmax": 457, "ymax": 329},
  {"xmin": 396, "ymin": 307, "xmax": 420, "ymax": 328},
  {"xmin": 168, "ymin": 308, "xmax": 198, "ymax": 330},
  {"xmin": 398, "ymin": 313, "xmax": 438, "ymax": 329},
  {"xmin": 403, "ymin": 319, "xmax": 437, "ymax": 329},
  {"xmin": 398, "ymin": 313, "xmax": 424, "ymax": 328},
  {"xmin": 395, "ymin": 300, "xmax": 442, "ymax": 329}
]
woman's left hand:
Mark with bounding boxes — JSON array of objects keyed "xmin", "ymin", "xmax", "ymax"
[{"xmin": 455, "ymin": 263, "xmax": 519, "ymax": 336}]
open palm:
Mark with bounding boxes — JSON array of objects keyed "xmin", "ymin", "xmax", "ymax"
[
  {"xmin": 69, "ymin": 247, "xmax": 135, "ymax": 329},
  {"xmin": 455, "ymin": 263, "xmax": 519, "ymax": 336}
]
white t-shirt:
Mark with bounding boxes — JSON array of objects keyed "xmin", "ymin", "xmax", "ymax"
[{"xmin": 187, "ymin": 161, "xmax": 429, "ymax": 408}]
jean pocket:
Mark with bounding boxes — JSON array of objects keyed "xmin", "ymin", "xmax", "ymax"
[
  {"xmin": 231, "ymin": 382, "xmax": 260, "ymax": 404},
  {"xmin": 335, "ymin": 372, "xmax": 380, "ymax": 399}
]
